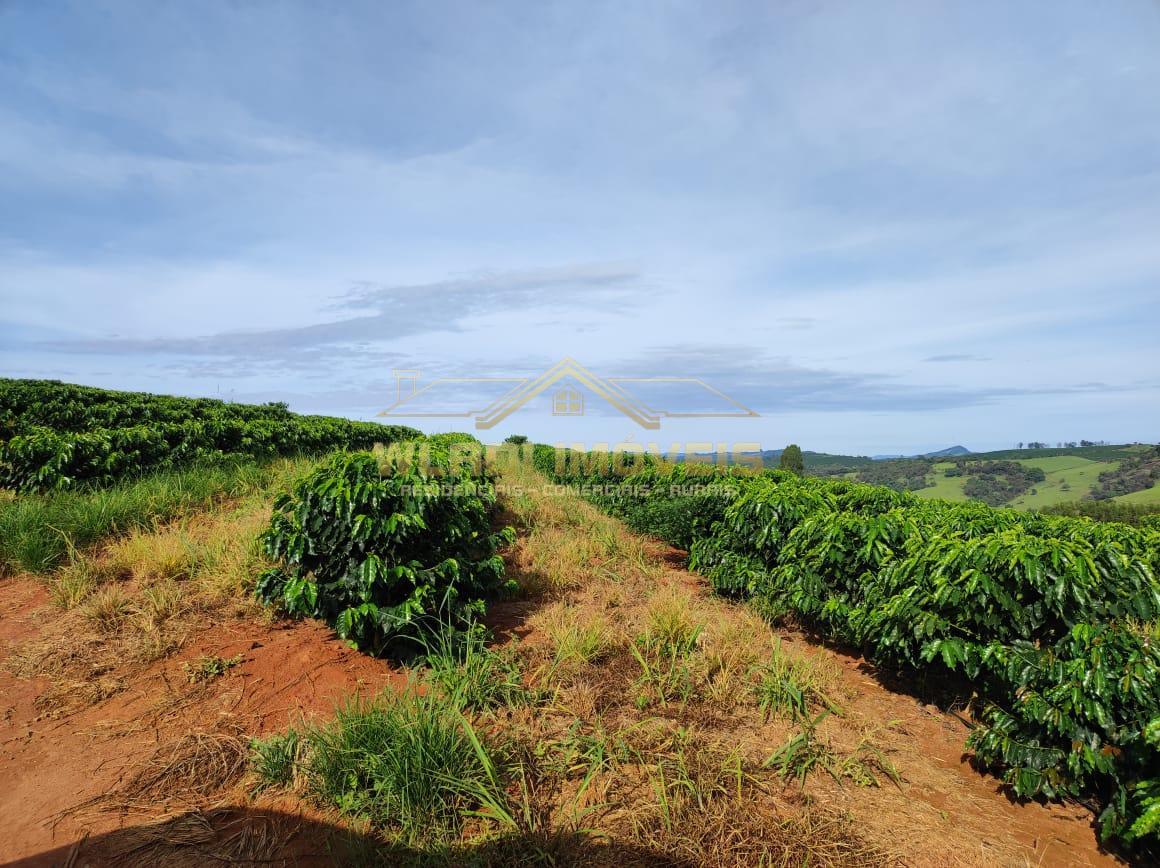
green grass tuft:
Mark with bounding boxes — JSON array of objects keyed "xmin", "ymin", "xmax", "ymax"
[
  {"xmin": 753, "ymin": 640, "xmax": 838, "ymax": 721},
  {"xmin": 260, "ymin": 687, "xmax": 509, "ymax": 849},
  {"xmin": 0, "ymin": 459, "xmax": 269, "ymax": 574},
  {"xmin": 420, "ymin": 624, "xmax": 532, "ymax": 711},
  {"xmin": 250, "ymin": 729, "xmax": 302, "ymax": 790}
]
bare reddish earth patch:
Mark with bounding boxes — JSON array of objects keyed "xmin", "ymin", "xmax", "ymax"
[
  {"xmin": 775, "ymin": 628, "xmax": 1120, "ymax": 866},
  {"xmin": 0, "ymin": 576, "xmax": 402, "ymax": 867}
]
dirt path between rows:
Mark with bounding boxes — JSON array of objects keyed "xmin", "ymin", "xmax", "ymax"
[
  {"xmin": 0, "ymin": 533, "xmax": 1128, "ymax": 867},
  {"xmin": 483, "ymin": 533, "xmax": 1124, "ymax": 868}
]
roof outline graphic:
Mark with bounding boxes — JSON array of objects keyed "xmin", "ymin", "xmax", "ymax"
[{"xmin": 378, "ymin": 357, "xmax": 758, "ymax": 430}]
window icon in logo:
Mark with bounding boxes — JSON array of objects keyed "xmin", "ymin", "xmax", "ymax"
[{"xmin": 552, "ymin": 387, "xmax": 584, "ymax": 416}]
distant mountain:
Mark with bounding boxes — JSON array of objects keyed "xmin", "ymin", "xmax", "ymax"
[
  {"xmin": 872, "ymin": 445, "xmax": 971, "ymax": 461},
  {"xmin": 924, "ymin": 445, "xmax": 971, "ymax": 458}
]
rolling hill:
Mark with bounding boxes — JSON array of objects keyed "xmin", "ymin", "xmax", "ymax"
[
  {"xmin": 761, "ymin": 443, "xmax": 1159, "ymax": 510},
  {"xmin": 674, "ymin": 443, "xmax": 1159, "ymax": 510},
  {"xmin": 911, "ymin": 445, "xmax": 1159, "ymax": 509}
]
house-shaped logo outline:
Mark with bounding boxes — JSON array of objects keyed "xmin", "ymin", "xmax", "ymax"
[{"xmin": 378, "ymin": 358, "xmax": 758, "ymax": 430}]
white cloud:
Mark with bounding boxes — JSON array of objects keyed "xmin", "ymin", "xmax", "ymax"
[{"xmin": 1, "ymin": 0, "xmax": 1158, "ymax": 451}]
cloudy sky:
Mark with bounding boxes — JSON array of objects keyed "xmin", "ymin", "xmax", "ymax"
[{"xmin": 2, "ymin": 0, "xmax": 1158, "ymax": 454}]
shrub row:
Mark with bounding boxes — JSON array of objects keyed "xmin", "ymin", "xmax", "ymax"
[
  {"xmin": 0, "ymin": 378, "xmax": 418, "ymax": 492},
  {"xmin": 532, "ymin": 445, "xmax": 1160, "ymax": 850},
  {"xmin": 257, "ymin": 435, "xmax": 514, "ymax": 656},
  {"xmin": 1039, "ymin": 499, "xmax": 1160, "ymax": 529}
]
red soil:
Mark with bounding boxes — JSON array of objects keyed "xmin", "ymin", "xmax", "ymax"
[
  {"xmin": 0, "ymin": 556, "xmax": 1129, "ymax": 867},
  {"xmin": 0, "ymin": 576, "xmax": 401, "ymax": 866}
]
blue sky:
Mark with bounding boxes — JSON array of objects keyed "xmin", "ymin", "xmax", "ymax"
[{"xmin": 2, "ymin": 0, "xmax": 1158, "ymax": 454}]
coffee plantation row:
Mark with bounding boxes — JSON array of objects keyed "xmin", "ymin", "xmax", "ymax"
[
  {"xmin": 2, "ymin": 372, "xmax": 1154, "ymax": 851},
  {"xmin": 0, "ymin": 379, "xmax": 419, "ymax": 492},
  {"xmin": 531, "ymin": 446, "xmax": 1160, "ymax": 849},
  {"xmin": 256, "ymin": 434, "xmax": 513, "ymax": 656}
]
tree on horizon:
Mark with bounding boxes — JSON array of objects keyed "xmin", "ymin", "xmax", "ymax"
[{"xmin": 780, "ymin": 443, "xmax": 804, "ymax": 475}]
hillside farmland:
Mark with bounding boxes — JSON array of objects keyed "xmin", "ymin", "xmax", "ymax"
[
  {"xmin": 0, "ymin": 380, "xmax": 1156, "ymax": 866},
  {"xmin": 819, "ymin": 445, "xmax": 1160, "ymax": 510}
]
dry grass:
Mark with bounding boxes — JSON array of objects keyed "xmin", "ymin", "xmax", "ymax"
[
  {"xmin": 50, "ymin": 556, "xmax": 122, "ymax": 609},
  {"xmin": 752, "ymin": 639, "xmax": 844, "ymax": 722},
  {"xmin": 99, "ymin": 504, "xmax": 271, "ymax": 614},
  {"xmin": 41, "ymin": 455, "xmax": 312, "ymax": 613},
  {"xmin": 640, "ymin": 589, "xmax": 703, "ymax": 656},
  {"xmin": 4, "ymin": 456, "xmax": 318, "ymax": 716},
  {"xmin": 696, "ymin": 611, "xmax": 769, "ymax": 709},
  {"xmin": 629, "ymin": 728, "xmax": 891, "ymax": 866},
  {"xmin": 114, "ymin": 726, "xmax": 251, "ymax": 805},
  {"xmin": 535, "ymin": 602, "xmax": 619, "ymax": 682},
  {"xmin": 107, "ymin": 527, "xmax": 194, "ymax": 583},
  {"xmin": 57, "ymin": 724, "xmax": 251, "ymax": 833},
  {"xmin": 95, "ymin": 809, "xmax": 289, "ymax": 868},
  {"xmin": 633, "ymin": 797, "xmax": 894, "ymax": 868},
  {"xmin": 137, "ymin": 578, "xmax": 186, "ymax": 626},
  {"xmin": 475, "ymin": 462, "xmax": 911, "ymax": 866},
  {"xmin": 79, "ymin": 584, "xmax": 133, "ymax": 633},
  {"xmin": 500, "ymin": 459, "xmax": 663, "ymax": 599},
  {"xmin": 34, "ymin": 675, "xmax": 126, "ymax": 715}
]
